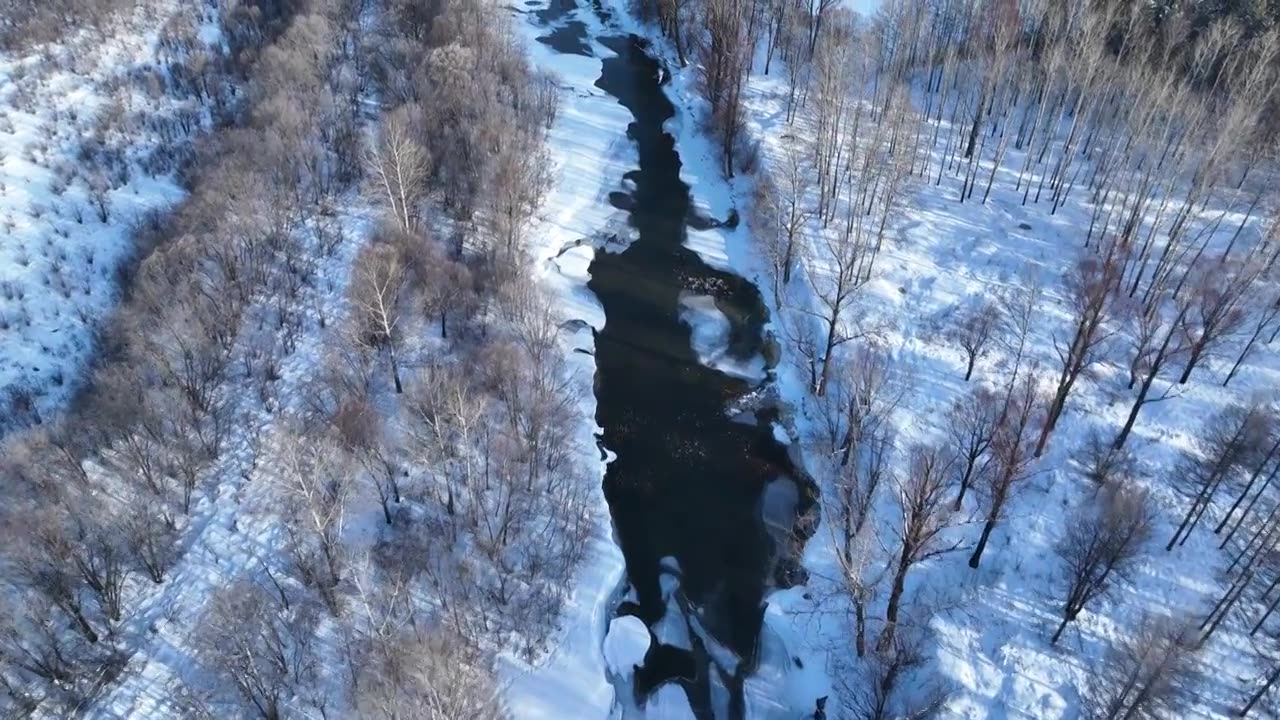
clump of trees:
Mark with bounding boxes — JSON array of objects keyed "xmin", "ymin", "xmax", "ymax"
[
  {"xmin": 1051, "ymin": 484, "xmax": 1153, "ymax": 645},
  {"xmin": 663, "ymin": 0, "xmax": 1280, "ymax": 713},
  {"xmin": 0, "ymin": 0, "xmax": 582, "ymax": 716}
]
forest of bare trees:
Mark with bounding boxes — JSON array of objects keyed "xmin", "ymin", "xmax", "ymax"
[
  {"xmin": 632, "ymin": 0, "xmax": 1280, "ymax": 715},
  {"xmin": 8, "ymin": 0, "xmax": 1280, "ymax": 715},
  {"xmin": 0, "ymin": 0, "xmax": 587, "ymax": 716}
]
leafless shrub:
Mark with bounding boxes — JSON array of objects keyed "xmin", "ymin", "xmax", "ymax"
[
  {"xmin": 1052, "ymin": 484, "xmax": 1153, "ymax": 644},
  {"xmin": 353, "ymin": 624, "xmax": 508, "ymax": 720},
  {"xmin": 192, "ymin": 579, "xmax": 321, "ymax": 719},
  {"xmin": 1079, "ymin": 429, "xmax": 1141, "ymax": 487},
  {"xmin": 1084, "ymin": 614, "xmax": 1200, "ymax": 720},
  {"xmin": 946, "ymin": 296, "xmax": 999, "ymax": 382}
]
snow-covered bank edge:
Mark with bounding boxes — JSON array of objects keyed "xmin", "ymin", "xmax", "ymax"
[{"xmin": 501, "ymin": 8, "xmax": 637, "ymax": 719}]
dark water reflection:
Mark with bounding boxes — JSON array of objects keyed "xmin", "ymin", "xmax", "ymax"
[{"xmin": 589, "ymin": 35, "xmax": 807, "ymax": 718}]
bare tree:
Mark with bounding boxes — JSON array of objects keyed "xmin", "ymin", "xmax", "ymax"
[
  {"xmin": 1079, "ymin": 429, "xmax": 1140, "ymax": 488},
  {"xmin": 1167, "ymin": 403, "xmax": 1271, "ymax": 550},
  {"xmin": 123, "ymin": 494, "xmax": 179, "ymax": 584},
  {"xmin": 804, "ymin": 222, "xmax": 879, "ymax": 395},
  {"xmin": 9, "ymin": 510, "xmax": 104, "ymax": 645},
  {"xmin": 1051, "ymin": 484, "xmax": 1153, "ymax": 644},
  {"xmin": 881, "ymin": 444, "xmax": 956, "ymax": 650},
  {"xmin": 1085, "ymin": 614, "xmax": 1200, "ymax": 720},
  {"xmin": 1177, "ymin": 258, "xmax": 1266, "ymax": 384},
  {"xmin": 0, "ymin": 591, "xmax": 102, "ymax": 715},
  {"xmin": 157, "ymin": 395, "xmax": 218, "ymax": 515},
  {"xmin": 1217, "ymin": 430, "xmax": 1280, "ymax": 542},
  {"xmin": 348, "ymin": 235, "xmax": 414, "ymax": 394},
  {"xmin": 404, "ymin": 236, "xmax": 473, "ymax": 340},
  {"xmin": 332, "ymin": 395, "xmax": 402, "ymax": 526},
  {"xmin": 19, "ymin": 421, "xmax": 92, "ymax": 489},
  {"xmin": 945, "ymin": 296, "xmax": 999, "ymax": 382},
  {"xmin": 365, "ymin": 106, "xmax": 430, "ymax": 233},
  {"xmin": 275, "ymin": 426, "xmax": 354, "ymax": 613},
  {"xmin": 353, "ymin": 626, "xmax": 508, "ymax": 720},
  {"xmin": 699, "ymin": 0, "xmax": 751, "ymax": 176},
  {"xmin": 1036, "ymin": 252, "xmax": 1122, "ymax": 456},
  {"xmin": 193, "ymin": 580, "xmax": 320, "ymax": 720},
  {"xmin": 846, "ymin": 624, "xmax": 951, "ymax": 720},
  {"xmin": 405, "ymin": 362, "xmax": 483, "ymax": 525},
  {"xmin": 1241, "ymin": 661, "xmax": 1280, "ymax": 717},
  {"xmin": 946, "ymin": 386, "xmax": 1000, "ymax": 511},
  {"xmin": 970, "ymin": 372, "xmax": 1042, "ymax": 568},
  {"xmin": 485, "ymin": 128, "xmax": 551, "ymax": 269},
  {"xmin": 781, "ymin": 12, "xmax": 810, "ymax": 122},
  {"xmin": 63, "ymin": 505, "xmax": 132, "ymax": 624},
  {"xmin": 1114, "ymin": 289, "xmax": 1195, "ymax": 450},
  {"xmin": 830, "ymin": 493, "xmax": 884, "ymax": 659},
  {"xmin": 751, "ymin": 135, "xmax": 814, "ymax": 305},
  {"xmin": 829, "ymin": 421, "xmax": 894, "ymax": 560},
  {"xmin": 996, "ymin": 283, "xmax": 1040, "ymax": 385},
  {"xmin": 1223, "ymin": 290, "xmax": 1280, "ymax": 387},
  {"xmin": 816, "ymin": 344, "xmax": 901, "ymax": 470}
]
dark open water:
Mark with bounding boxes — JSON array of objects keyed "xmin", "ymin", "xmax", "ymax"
[{"xmin": 530, "ymin": 4, "xmax": 814, "ymax": 716}]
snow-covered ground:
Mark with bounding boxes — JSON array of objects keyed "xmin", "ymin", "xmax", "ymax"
[
  {"xmin": 6, "ymin": 0, "xmax": 1262, "ymax": 716},
  {"xmin": 596, "ymin": 6, "xmax": 1280, "ymax": 720},
  {"xmin": 0, "ymin": 2, "xmax": 218, "ymax": 426}
]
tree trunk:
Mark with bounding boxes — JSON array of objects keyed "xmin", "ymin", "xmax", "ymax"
[
  {"xmin": 1178, "ymin": 343, "xmax": 1205, "ymax": 385},
  {"xmin": 1223, "ymin": 463, "xmax": 1280, "ymax": 547},
  {"xmin": 1200, "ymin": 572, "xmax": 1250, "ymax": 646},
  {"xmin": 855, "ymin": 599, "xmax": 866, "ymax": 658},
  {"xmin": 1114, "ymin": 313, "xmax": 1185, "ymax": 450},
  {"xmin": 880, "ymin": 551, "xmax": 910, "ymax": 651},
  {"xmin": 969, "ymin": 518, "xmax": 995, "ymax": 568},
  {"xmin": 70, "ymin": 606, "xmax": 98, "ymax": 644},
  {"xmin": 1239, "ymin": 664, "xmax": 1280, "ymax": 717},
  {"xmin": 1251, "ymin": 591, "xmax": 1280, "ymax": 636},
  {"xmin": 955, "ymin": 459, "xmax": 976, "ymax": 511},
  {"xmin": 1050, "ymin": 614, "xmax": 1072, "ymax": 645},
  {"xmin": 1216, "ymin": 438, "xmax": 1280, "ymax": 534},
  {"xmin": 817, "ymin": 315, "xmax": 839, "ymax": 396},
  {"xmin": 964, "ymin": 87, "xmax": 987, "ymax": 159}
]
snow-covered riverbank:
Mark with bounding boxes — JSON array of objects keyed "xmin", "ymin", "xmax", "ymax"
[{"xmin": 501, "ymin": 5, "xmax": 631, "ymax": 718}]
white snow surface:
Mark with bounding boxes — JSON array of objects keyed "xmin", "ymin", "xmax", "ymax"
[
  {"xmin": 0, "ymin": 2, "xmax": 219, "ymax": 423},
  {"xmin": 678, "ymin": 291, "xmax": 768, "ymax": 382},
  {"xmin": 604, "ymin": 616, "xmax": 652, "ymax": 677},
  {"xmin": 646, "ymin": 683, "xmax": 698, "ymax": 720}
]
